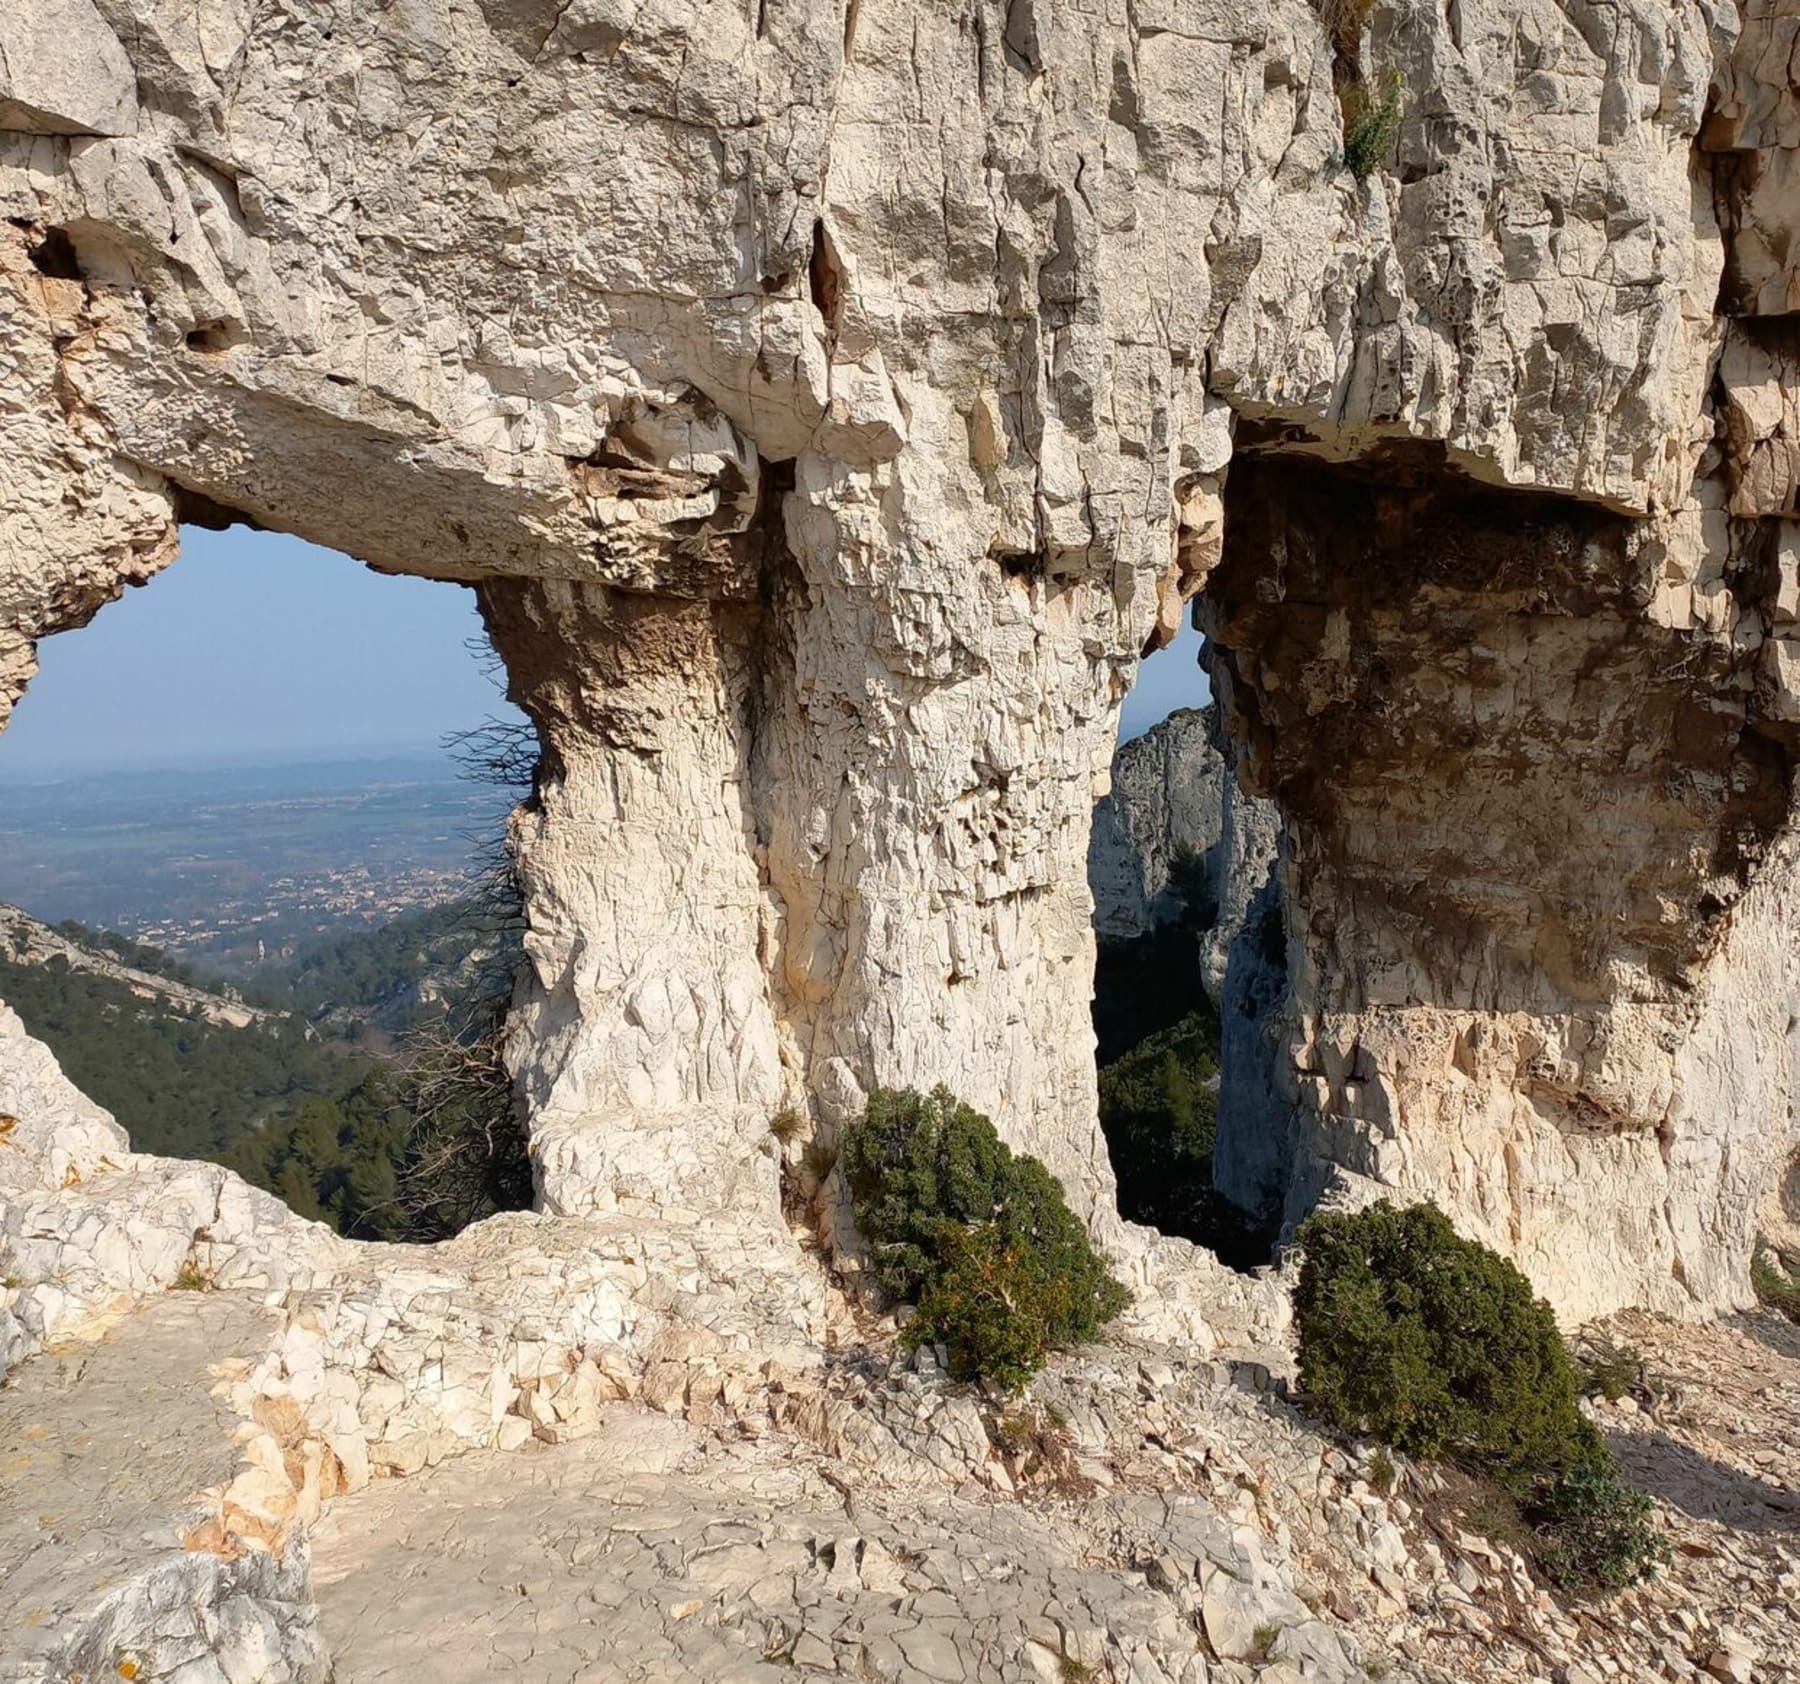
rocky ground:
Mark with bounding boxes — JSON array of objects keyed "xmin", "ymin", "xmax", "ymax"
[
  {"xmin": 1308, "ymin": 1310, "xmax": 1800, "ymax": 1684},
  {"xmin": 4, "ymin": 1269, "xmax": 1797, "ymax": 1684}
]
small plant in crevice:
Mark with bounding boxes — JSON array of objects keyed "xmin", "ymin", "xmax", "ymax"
[
  {"xmin": 1293, "ymin": 1201, "xmax": 1668, "ymax": 1593},
  {"xmin": 170, "ymin": 1257, "xmax": 211, "ymax": 1292},
  {"xmin": 768, "ymin": 1107, "xmax": 806, "ymax": 1147},
  {"xmin": 1367, "ymin": 1445, "xmax": 1397, "ymax": 1496},
  {"xmin": 983, "ymin": 1401, "xmax": 1090, "ymax": 1497},
  {"xmin": 1575, "ymin": 1336, "xmax": 1658, "ymax": 1407},
  {"xmin": 842, "ymin": 1085, "xmax": 1129, "ymax": 1391},
  {"xmin": 801, "ymin": 1137, "xmax": 838, "ymax": 1183},
  {"xmin": 1318, "ymin": 0, "xmax": 1376, "ymax": 62},
  {"xmin": 1343, "ymin": 70, "xmax": 1404, "ymax": 180},
  {"xmin": 1250, "ymin": 1623, "xmax": 1282, "ymax": 1664}
]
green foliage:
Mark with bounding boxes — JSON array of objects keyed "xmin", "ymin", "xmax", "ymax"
[
  {"xmin": 226, "ymin": 1076, "xmax": 414, "ymax": 1240},
  {"xmin": 1097, "ymin": 1009, "xmax": 1217, "ymax": 1223},
  {"xmin": 385, "ymin": 1015, "xmax": 533, "ymax": 1238},
  {"xmin": 1343, "ymin": 71, "xmax": 1404, "ymax": 179},
  {"xmin": 1295, "ymin": 1202, "xmax": 1588, "ymax": 1474},
  {"xmin": 1092, "ymin": 923, "xmax": 1206, "ymax": 1066},
  {"xmin": 1, "ymin": 885, "xmax": 527, "ymax": 1244},
  {"xmin": 54, "ymin": 919, "xmax": 202, "ymax": 986},
  {"xmin": 1294, "ymin": 1202, "xmax": 1666, "ymax": 1592},
  {"xmin": 1576, "ymin": 1338, "xmax": 1654, "ymax": 1406},
  {"xmin": 170, "ymin": 1258, "xmax": 211, "ymax": 1292},
  {"xmin": 1531, "ymin": 1451, "xmax": 1669, "ymax": 1592},
  {"xmin": 266, "ymin": 897, "xmax": 515, "ymax": 1022},
  {"xmin": 1096, "ymin": 1005, "xmax": 1275, "ymax": 1266},
  {"xmin": 843, "ymin": 1086, "xmax": 1128, "ymax": 1389},
  {"xmin": 1752, "ymin": 1240, "xmax": 1800, "ymax": 1323},
  {"xmin": 0, "ymin": 952, "xmax": 374, "ymax": 1163}
]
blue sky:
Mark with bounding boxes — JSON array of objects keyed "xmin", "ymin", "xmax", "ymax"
[
  {"xmin": 1121, "ymin": 616, "xmax": 1209, "ymax": 740},
  {"xmin": 0, "ymin": 529, "xmax": 518, "ymax": 776},
  {"xmin": 0, "ymin": 529, "xmax": 1206, "ymax": 775}
]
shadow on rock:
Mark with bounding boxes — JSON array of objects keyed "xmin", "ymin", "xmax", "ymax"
[
  {"xmin": 1724, "ymin": 1308, "xmax": 1800, "ymax": 1364},
  {"xmin": 1610, "ymin": 1429, "xmax": 1800, "ymax": 1534}
]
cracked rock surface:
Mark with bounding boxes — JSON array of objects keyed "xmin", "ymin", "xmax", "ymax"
[{"xmin": 3, "ymin": 0, "xmax": 1799, "ymax": 1319}]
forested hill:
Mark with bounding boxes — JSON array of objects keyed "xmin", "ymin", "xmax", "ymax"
[
  {"xmin": 0, "ymin": 901, "xmax": 509, "ymax": 1239},
  {"xmin": 0, "ymin": 903, "xmax": 274, "ymax": 1030},
  {"xmin": 0, "ymin": 936, "xmax": 370, "ymax": 1163},
  {"xmin": 257, "ymin": 897, "xmax": 512, "ymax": 1025}
]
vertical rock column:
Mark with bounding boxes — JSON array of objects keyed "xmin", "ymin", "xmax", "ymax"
[
  {"xmin": 481, "ymin": 578, "xmax": 788, "ymax": 1226},
  {"xmin": 758, "ymin": 451, "xmax": 1133, "ymax": 1229}
]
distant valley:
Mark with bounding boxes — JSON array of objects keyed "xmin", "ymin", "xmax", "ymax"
[
  {"xmin": 0, "ymin": 754, "xmax": 502, "ymax": 974},
  {"xmin": 0, "ymin": 752, "xmax": 521, "ymax": 1238}
]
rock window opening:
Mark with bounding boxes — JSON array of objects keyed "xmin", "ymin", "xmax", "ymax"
[
  {"xmin": 0, "ymin": 525, "xmax": 540, "ymax": 1241},
  {"xmin": 1089, "ymin": 606, "xmax": 1281, "ymax": 1269}
]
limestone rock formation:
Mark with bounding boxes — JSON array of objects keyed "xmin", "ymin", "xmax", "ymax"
[
  {"xmin": 0, "ymin": 1001, "xmax": 345, "ymax": 1376},
  {"xmin": 1089, "ymin": 703, "xmax": 1282, "ymax": 964},
  {"xmin": 12, "ymin": 3, "xmax": 1800, "ymax": 1675},
  {"xmin": 1090, "ymin": 708, "xmax": 1230, "ymax": 944},
  {"xmin": 2, "ymin": 0, "xmax": 1798, "ymax": 1327}
]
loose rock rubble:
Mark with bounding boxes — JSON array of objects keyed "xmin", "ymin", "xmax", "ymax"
[{"xmin": 7, "ymin": 1263, "xmax": 1798, "ymax": 1684}]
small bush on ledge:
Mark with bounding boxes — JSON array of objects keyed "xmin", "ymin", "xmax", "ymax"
[
  {"xmin": 1343, "ymin": 71, "xmax": 1404, "ymax": 179},
  {"xmin": 1294, "ymin": 1201, "xmax": 1667, "ymax": 1591},
  {"xmin": 843, "ymin": 1086, "xmax": 1129, "ymax": 1390}
]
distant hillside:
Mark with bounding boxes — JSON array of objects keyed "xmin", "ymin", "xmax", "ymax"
[
  {"xmin": 263, "ymin": 897, "xmax": 517, "ymax": 1030},
  {"xmin": 0, "ymin": 904, "xmax": 276, "ymax": 1030},
  {"xmin": 0, "ymin": 899, "xmax": 523, "ymax": 1241},
  {"xmin": 0, "ymin": 906, "xmax": 373, "ymax": 1164}
]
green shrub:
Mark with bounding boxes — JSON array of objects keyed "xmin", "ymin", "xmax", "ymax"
[
  {"xmin": 1294, "ymin": 1202, "xmax": 1666, "ymax": 1592},
  {"xmin": 1575, "ymin": 1337, "xmax": 1652, "ymax": 1405},
  {"xmin": 1343, "ymin": 71, "xmax": 1404, "ymax": 179},
  {"xmin": 1530, "ymin": 1444, "xmax": 1669, "ymax": 1591},
  {"xmin": 1294, "ymin": 1202, "xmax": 1589, "ymax": 1476},
  {"xmin": 843, "ymin": 1086, "xmax": 1129, "ymax": 1389},
  {"xmin": 1752, "ymin": 1239, "xmax": 1800, "ymax": 1323}
]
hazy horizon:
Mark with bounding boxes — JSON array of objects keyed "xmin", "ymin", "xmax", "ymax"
[
  {"xmin": 0, "ymin": 528, "xmax": 524, "ymax": 780},
  {"xmin": 0, "ymin": 526, "xmax": 1205, "ymax": 779}
]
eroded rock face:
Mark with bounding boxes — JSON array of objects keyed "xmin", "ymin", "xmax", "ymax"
[
  {"xmin": 0, "ymin": 0, "xmax": 1794, "ymax": 1317},
  {"xmin": 1091, "ymin": 710, "xmax": 1223, "ymax": 944}
]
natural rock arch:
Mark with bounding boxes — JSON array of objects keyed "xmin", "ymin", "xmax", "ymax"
[{"xmin": 3, "ymin": 0, "xmax": 1797, "ymax": 1323}]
